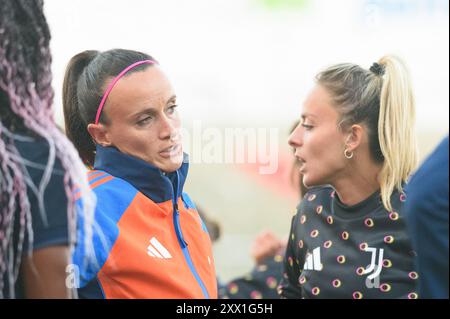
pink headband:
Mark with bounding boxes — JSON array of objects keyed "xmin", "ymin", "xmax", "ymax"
[{"xmin": 94, "ymin": 60, "xmax": 156, "ymax": 124}]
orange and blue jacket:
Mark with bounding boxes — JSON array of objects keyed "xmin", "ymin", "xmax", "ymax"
[{"xmin": 73, "ymin": 145, "xmax": 217, "ymax": 299}]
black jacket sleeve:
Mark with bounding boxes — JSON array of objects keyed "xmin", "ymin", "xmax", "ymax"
[{"xmin": 278, "ymin": 211, "xmax": 303, "ymax": 299}]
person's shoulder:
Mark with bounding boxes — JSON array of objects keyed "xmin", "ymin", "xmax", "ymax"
[
  {"xmin": 301, "ymin": 185, "xmax": 334, "ymax": 204},
  {"xmin": 296, "ymin": 185, "xmax": 333, "ymax": 214},
  {"xmin": 407, "ymin": 135, "xmax": 449, "ymax": 198},
  {"xmin": 13, "ymin": 134, "xmax": 70, "ymax": 249},
  {"xmin": 13, "ymin": 133, "xmax": 48, "ymax": 157},
  {"xmin": 86, "ymin": 168, "xmax": 141, "ymax": 196},
  {"xmin": 83, "ymin": 170, "xmax": 139, "ymax": 216},
  {"xmin": 14, "ymin": 134, "xmax": 65, "ymax": 176}
]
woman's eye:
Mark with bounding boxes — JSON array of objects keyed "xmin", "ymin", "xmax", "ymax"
[
  {"xmin": 167, "ymin": 105, "xmax": 178, "ymax": 114},
  {"xmin": 137, "ymin": 116, "xmax": 152, "ymax": 126},
  {"xmin": 302, "ymin": 123, "xmax": 314, "ymax": 130}
]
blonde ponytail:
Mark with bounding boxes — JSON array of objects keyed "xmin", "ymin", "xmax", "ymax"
[{"xmin": 377, "ymin": 55, "xmax": 418, "ymax": 211}]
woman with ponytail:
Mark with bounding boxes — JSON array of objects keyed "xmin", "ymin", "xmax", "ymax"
[
  {"xmin": 62, "ymin": 49, "xmax": 217, "ymax": 299},
  {"xmin": 279, "ymin": 55, "xmax": 419, "ymax": 299},
  {"xmin": 0, "ymin": 0, "xmax": 95, "ymax": 298}
]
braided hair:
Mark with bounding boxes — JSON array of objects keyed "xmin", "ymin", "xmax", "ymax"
[{"xmin": 0, "ymin": 0, "xmax": 95, "ymax": 298}]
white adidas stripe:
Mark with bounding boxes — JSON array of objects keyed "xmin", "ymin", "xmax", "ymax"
[
  {"xmin": 150, "ymin": 237, "xmax": 172, "ymax": 259},
  {"xmin": 303, "ymin": 247, "xmax": 323, "ymax": 271},
  {"xmin": 147, "ymin": 237, "xmax": 172, "ymax": 259},
  {"xmin": 147, "ymin": 244, "xmax": 163, "ymax": 258}
]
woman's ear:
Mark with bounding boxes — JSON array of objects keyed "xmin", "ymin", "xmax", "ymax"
[
  {"xmin": 87, "ymin": 123, "xmax": 112, "ymax": 147},
  {"xmin": 345, "ymin": 124, "xmax": 364, "ymax": 152}
]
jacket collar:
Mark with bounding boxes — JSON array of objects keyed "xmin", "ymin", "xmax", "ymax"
[{"xmin": 93, "ymin": 145, "xmax": 189, "ymax": 203}]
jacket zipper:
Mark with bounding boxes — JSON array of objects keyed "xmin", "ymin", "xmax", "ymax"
[{"xmin": 169, "ymin": 170, "xmax": 210, "ymax": 299}]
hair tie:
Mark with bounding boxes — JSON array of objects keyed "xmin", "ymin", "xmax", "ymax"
[{"xmin": 370, "ymin": 62, "xmax": 385, "ymax": 76}]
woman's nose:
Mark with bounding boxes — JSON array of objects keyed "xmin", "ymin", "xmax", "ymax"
[
  {"xmin": 288, "ymin": 124, "xmax": 303, "ymax": 148},
  {"xmin": 159, "ymin": 115, "xmax": 178, "ymax": 140}
]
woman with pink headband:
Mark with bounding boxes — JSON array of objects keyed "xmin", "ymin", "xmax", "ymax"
[{"xmin": 63, "ymin": 49, "xmax": 217, "ymax": 299}]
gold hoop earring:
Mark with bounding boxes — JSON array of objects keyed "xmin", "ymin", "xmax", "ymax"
[{"xmin": 344, "ymin": 149, "xmax": 354, "ymax": 159}]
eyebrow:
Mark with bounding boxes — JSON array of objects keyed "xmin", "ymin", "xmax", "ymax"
[
  {"xmin": 166, "ymin": 95, "xmax": 177, "ymax": 105},
  {"xmin": 130, "ymin": 95, "xmax": 177, "ymax": 119},
  {"xmin": 301, "ymin": 113, "xmax": 317, "ymax": 120}
]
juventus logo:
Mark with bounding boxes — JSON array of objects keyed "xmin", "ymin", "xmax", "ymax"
[{"xmin": 362, "ymin": 246, "xmax": 384, "ymax": 288}]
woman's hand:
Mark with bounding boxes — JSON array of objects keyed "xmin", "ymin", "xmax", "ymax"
[{"xmin": 250, "ymin": 231, "xmax": 286, "ymax": 265}]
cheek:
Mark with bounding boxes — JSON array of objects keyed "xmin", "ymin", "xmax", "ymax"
[
  {"xmin": 130, "ymin": 131, "xmax": 160, "ymax": 154},
  {"xmin": 304, "ymin": 130, "xmax": 332, "ymax": 157},
  {"xmin": 129, "ymin": 134, "xmax": 158, "ymax": 154},
  {"xmin": 172, "ymin": 114, "xmax": 181, "ymax": 126},
  {"xmin": 171, "ymin": 117, "xmax": 182, "ymax": 135},
  {"xmin": 111, "ymin": 126, "xmax": 159, "ymax": 158},
  {"xmin": 304, "ymin": 129, "xmax": 345, "ymax": 170}
]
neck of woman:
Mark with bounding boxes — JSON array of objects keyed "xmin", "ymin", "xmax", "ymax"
[{"xmin": 332, "ymin": 157, "xmax": 383, "ymax": 207}]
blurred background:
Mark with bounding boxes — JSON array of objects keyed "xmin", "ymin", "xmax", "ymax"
[{"xmin": 45, "ymin": 0, "xmax": 449, "ymax": 282}]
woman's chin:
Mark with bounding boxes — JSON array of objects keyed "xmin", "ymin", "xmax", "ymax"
[
  {"xmin": 159, "ymin": 156, "xmax": 184, "ymax": 173},
  {"xmin": 303, "ymin": 175, "xmax": 320, "ymax": 188}
]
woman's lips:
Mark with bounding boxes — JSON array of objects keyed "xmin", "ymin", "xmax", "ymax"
[
  {"xmin": 159, "ymin": 143, "xmax": 181, "ymax": 159},
  {"xmin": 297, "ymin": 156, "xmax": 306, "ymax": 172}
]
